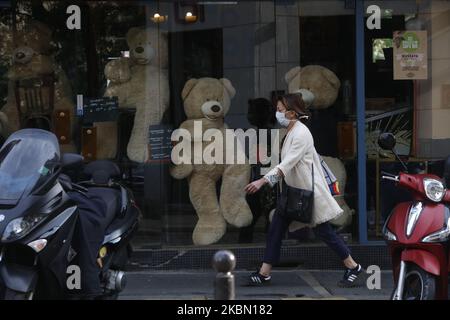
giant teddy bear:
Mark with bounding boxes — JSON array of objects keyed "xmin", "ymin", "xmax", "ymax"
[
  {"xmin": 95, "ymin": 26, "xmax": 169, "ymax": 162},
  {"xmin": 285, "ymin": 65, "xmax": 353, "ymax": 231},
  {"xmin": 170, "ymin": 77, "xmax": 253, "ymax": 245},
  {"xmin": 1, "ymin": 21, "xmax": 75, "ymax": 152}
]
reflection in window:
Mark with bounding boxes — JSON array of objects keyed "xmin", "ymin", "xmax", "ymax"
[{"xmin": 372, "ymin": 38, "xmax": 393, "ymax": 63}]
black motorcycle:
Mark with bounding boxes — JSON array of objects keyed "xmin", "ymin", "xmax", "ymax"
[{"xmin": 0, "ymin": 129, "xmax": 139, "ymax": 299}]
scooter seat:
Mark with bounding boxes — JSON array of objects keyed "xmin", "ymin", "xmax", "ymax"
[
  {"xmin": 84, "ymin": 160, "xmax": 121, "ymax": 185},
  {"xmin": 87, "ymin": 187, "xmax": 121, "ymax": 229}
]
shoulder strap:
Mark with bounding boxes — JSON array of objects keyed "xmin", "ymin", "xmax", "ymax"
[{"xmin": 311, "ymin": 163, "xmax": 314, "ymax": 192}]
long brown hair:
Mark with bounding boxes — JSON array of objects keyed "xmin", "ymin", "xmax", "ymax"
[{"xmin": 277, "ymin": 93, "xmax": 311, "ymax": 124}]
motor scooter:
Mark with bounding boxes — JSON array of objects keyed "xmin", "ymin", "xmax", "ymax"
[
  {"xmin": 0, "ymin": 129, "xmax": 140, "ymax": 299},
  {"xmin": 378, "ymin": 132, "xmax": 450, "ymax": 300}
]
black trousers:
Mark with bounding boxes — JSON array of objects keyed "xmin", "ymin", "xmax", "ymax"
[{"xmin": 263, "ymin": 211, "xmax": 351, "ymax": 265}]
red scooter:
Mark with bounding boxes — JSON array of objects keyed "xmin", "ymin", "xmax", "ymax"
[{"xmin": 378, "ymin": 133, "xmax": 450, "ymax": 300}]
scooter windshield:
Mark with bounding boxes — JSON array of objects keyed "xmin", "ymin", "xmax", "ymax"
[{"xmin": 0, "ymin": 129, "xmax": 60, "ymax": 202}]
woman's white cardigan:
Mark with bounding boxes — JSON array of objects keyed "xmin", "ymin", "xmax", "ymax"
[{"xmin": 265, "ymin": 121, "xmax": 343, "ymax": 232}]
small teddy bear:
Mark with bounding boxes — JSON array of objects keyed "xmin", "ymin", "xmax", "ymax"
[
  {"xmin": 96, "ymin": 26, "xmax": 169, "ymax": 162},
  {"xmin": 170, "ymin": 77, "xmax": 253, "ymax": 245}
]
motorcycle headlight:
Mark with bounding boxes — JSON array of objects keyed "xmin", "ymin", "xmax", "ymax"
[
  {"xmin": 424, "ymin": 178, "xmax": 445, "ymax": 202},
  {"xmin": 422, "ymin": 217, "xmax": 450, "ymax": 243},
  {"xmin": 2, "ymin": 213, "xmax": 47, "ymax": 242}
]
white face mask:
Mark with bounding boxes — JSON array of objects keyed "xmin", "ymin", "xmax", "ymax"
[{"xmin": 276, "ymin": 111, "xmax": 291, "ymax": 127}]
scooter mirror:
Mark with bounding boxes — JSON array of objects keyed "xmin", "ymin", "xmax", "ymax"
[
  {"xmin": 378, "ymin": 132, "xmax": 396, "ymax": 151},
  {"xmin": 61, "ymin": 153, "xmax": 84, "ymax": 169}
]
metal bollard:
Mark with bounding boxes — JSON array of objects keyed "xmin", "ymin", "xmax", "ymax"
[{"xmin": 212, "ymin": 250, "xmax": 236, "ymax": 300}]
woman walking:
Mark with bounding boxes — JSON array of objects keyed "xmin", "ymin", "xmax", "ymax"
[{"xmin": 244, "ymin": 93, "xmax": 363, "ymax": 287}]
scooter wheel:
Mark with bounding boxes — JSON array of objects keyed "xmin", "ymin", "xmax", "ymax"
[{"xmin": 392, "ymin": 264, "xmax": 436, "ymax": 300}]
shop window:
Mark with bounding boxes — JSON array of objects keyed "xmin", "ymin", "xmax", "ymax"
[
  {"xmin": 6, "ymin": 0, "xmax": 430, "ymax": 247},
  {"xmin": 363, "ymin": 0, "xmax": 450, "ymax": 240}
]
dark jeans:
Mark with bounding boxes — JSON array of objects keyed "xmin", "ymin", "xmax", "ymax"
[{"xmin": 263, "ymin": 211, "xmax": 351, "ymax": 265}]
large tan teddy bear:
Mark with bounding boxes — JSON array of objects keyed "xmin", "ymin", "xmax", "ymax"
[
  {"xmin": 1, "ymin": 21, "xmax": 75, "ymax": 152},
  {"xmin": 96, "ymin": 27, "xmax": 169, "ymax": 162},
  {"xmin": 170, "ymin": 77, "xmax": 253, "ymax": 245},
  {"xmin": 285, "ymin": 65, "xmax": 353, "ymax": 231}
]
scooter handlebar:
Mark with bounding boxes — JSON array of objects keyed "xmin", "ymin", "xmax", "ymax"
[
  {"xmin": 381, "ymin": 171, "xmax": 396, "ymax": 177},
  {"xmin": 382, "ymin": 175, "xmax": 400, "ymax": 182}
]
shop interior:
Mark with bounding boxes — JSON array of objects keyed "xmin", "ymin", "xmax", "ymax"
[{"xmin": 0, "ymin": 1, "xmax": 448, "ymax": 247}]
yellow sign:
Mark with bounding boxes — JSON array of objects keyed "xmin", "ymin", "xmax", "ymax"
[{"xmin": 393, "ymin": 30, "xmax": 428, "ymax": 80}]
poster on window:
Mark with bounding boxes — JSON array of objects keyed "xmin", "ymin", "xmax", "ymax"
[{"xmin": 393, "ymin": 30, "xmax": 428, "ymax": 80}]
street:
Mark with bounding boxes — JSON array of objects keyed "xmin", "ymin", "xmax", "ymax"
[{"xmin": 119, "ymin": 270, "xmax": 394, "ymax": 300}]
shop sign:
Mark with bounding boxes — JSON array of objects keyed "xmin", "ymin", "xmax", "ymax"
[
  {"xmin": 148, "ymin": 125, "xmax": 173, "ymax": 162},
  {"xmin": 81, "ymin": 97, "xmax": 119, "ymax": 123},
  {"xmin": 393, "ymin": 30, "xmax": 428, "ymax": 80}
]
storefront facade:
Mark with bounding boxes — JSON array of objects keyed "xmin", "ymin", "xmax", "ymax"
[{"xmin": 0, "ymin": 0, "xmax": 449, "ymax": 249}]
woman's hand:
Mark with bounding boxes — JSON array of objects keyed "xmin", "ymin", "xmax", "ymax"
[{"xmin": 244, "ymin": 178, "xmax": 267, "ymax": 194}]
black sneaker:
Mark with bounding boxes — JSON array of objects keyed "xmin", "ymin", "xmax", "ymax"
[
  {"xmin": 338, "ymin": 264, "xmax": 363, "ymax": 287},
  {"xmin": 247, "ymin": 270, "xmax": 271, "ymax": 286}
]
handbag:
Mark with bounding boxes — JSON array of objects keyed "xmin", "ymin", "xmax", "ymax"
[{"xmin": 276, "ymin": 164, "xmax": 314, "ymax": 224}]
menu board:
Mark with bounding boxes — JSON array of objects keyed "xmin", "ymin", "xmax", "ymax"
[
  {"xmin": 82, "ymin": 97, "xmax": 119, "ymax": 123},
  {"xmin": 148, "ymin": 125, "xmax": 174, "ymax": 162},
  {"xmin": 393, "ymin": 30, "xmax": 428, "ymax": 80}
]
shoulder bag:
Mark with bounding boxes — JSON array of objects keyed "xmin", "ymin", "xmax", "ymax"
[{"xmin": 276, "ymin": 164, "xmax": 314, "ymax": 224}]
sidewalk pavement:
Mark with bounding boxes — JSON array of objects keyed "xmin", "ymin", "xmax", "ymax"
[{"xmin": 119, "ymin": 269, "xmax": 394, "ymax": 300}]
